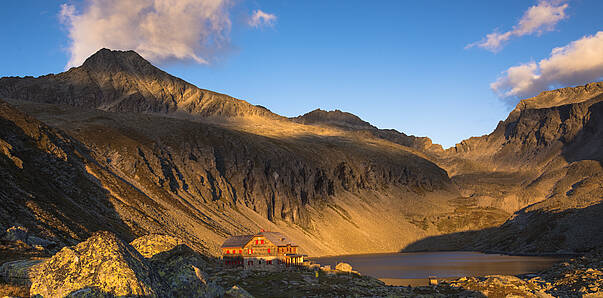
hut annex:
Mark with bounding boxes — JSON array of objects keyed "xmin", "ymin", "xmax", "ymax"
[{"xmin": 221, "ymin": 231, "xmax": 305, "ymax": 268}]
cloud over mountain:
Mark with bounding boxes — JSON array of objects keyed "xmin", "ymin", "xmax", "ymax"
[
  {"xmin": 491, "ymin": 31, "xmax": 603, "ymax": 98},
  {"xmin": 60, "ymin": 0, "xmax": 233, "ymax": 68},
  {"xmin": 467, "ymin": 0, "xmax": 568, "ymax": 52}
]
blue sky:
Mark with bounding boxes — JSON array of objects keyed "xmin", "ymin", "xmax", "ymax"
[{"xmin": 1, "ymin": 1, "xmax": 602, "ymax": 148}]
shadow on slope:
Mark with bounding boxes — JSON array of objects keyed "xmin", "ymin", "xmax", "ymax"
[
  {"xmin": 400, "ymin": 200, "xmax": 603, "ymax": 254},
  {"xmin": 561, "ymin": 99, "xmax": 603, "ymax": 166},
  {"xmin": 0, "ymin": 99, "xmax": 136, "ymax": 246}
]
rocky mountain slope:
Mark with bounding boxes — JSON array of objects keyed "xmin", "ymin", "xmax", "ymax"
[
  {"xmin": 0, "ymin": 49, "xmax": 517, "ymax": 258},
  {"xmin": 405, "ymin": 82, "xmax": 603, "ymax": 253},
  {"xmin": 0, "ymin": 48, "xmax": 600, "ymax": 258}
]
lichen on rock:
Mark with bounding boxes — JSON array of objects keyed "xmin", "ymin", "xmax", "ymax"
[
  {"xmin": 130, "ymin": 234, "xmax": 182, "ymax": 258},
  {"xmin": 30, "ymin": 231, "xmax": 165, "ymax": 297}
]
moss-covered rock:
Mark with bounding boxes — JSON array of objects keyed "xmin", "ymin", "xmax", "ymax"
[{"xmin": 30, "ymin": 231, "xmax": 165, "ymax": 297}]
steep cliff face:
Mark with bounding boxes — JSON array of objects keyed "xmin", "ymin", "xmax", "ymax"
[{"xmin": 0, "ymin": 49, "xmax": 276, "ymax": 119}]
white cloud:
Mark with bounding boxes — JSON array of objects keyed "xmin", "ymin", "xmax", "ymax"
[
  {"xmin": 59, "ymin": 0, "xmax": 233, "ymax": 68},
  {"xmin": 491, "ymin": 31, "xmax": 603, "ymax": 98},
  {"xmin": 248, "ymin": 10, "xmax": 276, "ymax": 28},
  {"xmin": 467, "ymin": 0, "xmax": 568, "ymax": 52}
]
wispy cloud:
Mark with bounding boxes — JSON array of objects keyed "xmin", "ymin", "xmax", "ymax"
[
  {"xmin": 248, "ymin": 9, "xmax": 276, "ymax": 28},
  {"xmin": 59, "ymin": 0, "xmax": 233, "ymax": 68},
  {"xmin": 467, "ymin": 0, "xmax": 568, "ymax": 52},
  {"xmin": 491, "ymin": 31, "xmax": 603, "ymax": 98}
]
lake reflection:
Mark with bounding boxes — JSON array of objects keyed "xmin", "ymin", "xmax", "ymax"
[{"xmin": 312, "ymin": 251, "xmax": 563, "ymax": 286}]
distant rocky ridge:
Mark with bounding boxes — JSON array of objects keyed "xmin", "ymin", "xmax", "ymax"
[
  {"xmin": 294, "ymin": 108, "xmax": 444, "ymax": 152},
  {"xmin": 407, "ymin": 81, "xmax": 603, "ymax": 253},
  {"xmin": 0, "ymin": 48, "xmax": 601, "ymax": 258}
]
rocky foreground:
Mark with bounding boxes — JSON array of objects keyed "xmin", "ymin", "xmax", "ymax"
[{"xmin": 0, "ymin": 229, "xmax": 601, "ymax": 297}]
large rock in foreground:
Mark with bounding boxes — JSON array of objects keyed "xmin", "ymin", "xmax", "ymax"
[
  {"xmin": 130, "ymin": 234, "xmax": 183, "ymax": 258},
  {"xmin": 30, "ymin": 231, "xmax": 165, "ymax": 297}
]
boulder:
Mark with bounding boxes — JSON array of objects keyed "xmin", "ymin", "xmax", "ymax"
[
  {"xmin": 335, "ymin": 262, "xmax": 353, "ymax": 272},
  {"xmin": 148, "ymin": 244, "xmax": 214, "ymax": 297},
  {"xmin": 130, "ymin": 234, "xmax": 182, "ymax": 258},
  {"xmin": 30, "ymin": 231, "xmax": 166, "ymax": 297}
]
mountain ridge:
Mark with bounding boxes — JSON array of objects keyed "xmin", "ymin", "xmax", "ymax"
[
  {"xmin": 0, "ymin": 48, "xmax": 279, "ymax": 120},
  {"xmin": 0, "ymin": 48, "xmax": 601, "ymax": 257}
]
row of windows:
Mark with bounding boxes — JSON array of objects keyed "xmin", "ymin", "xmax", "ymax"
[
  {"xmin": 224, "ymin": 246, "xmax": 297, "ymax": 255},
  {"xmin": 277, "ymin": 247, "xmax": 297, "ymax": 253},
  {"xmin": 224, "ymin": 259, "xmax": 278, "ymax": 265},
  {"xmin": 224, "ymin": 249, "xmax": 243, "ymax": 254}
]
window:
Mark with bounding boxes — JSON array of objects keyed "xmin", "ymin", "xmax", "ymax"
[
  {"xmin": 226, "ymin": 250, "xmax": 229, "ymax": 254},
  {"xmin": 261, "ymin": 240, "xmax": 264, "ymax": 244},
  {"xmin": 255, "ymin": 240, "xmax": 258, "ymax": 245},
  {"xmin": 268, "ymin": 248, "xmax": 271, "ymax": 254},
  {"xmin": 239, "ymin": 249, "xmax": 242, "ymax": 254}
]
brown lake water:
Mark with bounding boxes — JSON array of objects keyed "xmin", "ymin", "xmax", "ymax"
[{"xmin": 312, "ymin": 251, "xmax": 564, "ymax": 286}]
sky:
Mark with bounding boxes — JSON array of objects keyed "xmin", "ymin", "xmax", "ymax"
[{"xmin": 1, "ymin": 0, "xmax": 602, "ymax": 148}]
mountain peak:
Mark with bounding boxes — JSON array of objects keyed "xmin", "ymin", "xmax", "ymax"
[
  {"xmin": 80, "ymin": 48, "xmax": 156, "ymax": 74},
  {"xmin": 294, "ymin": 109, "xmax": 374, "ymax": 129}
]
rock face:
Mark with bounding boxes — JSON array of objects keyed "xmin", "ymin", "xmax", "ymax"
[{"xmin": 30, "ymin": 231, "xmax": 164, "ymax": 297}]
